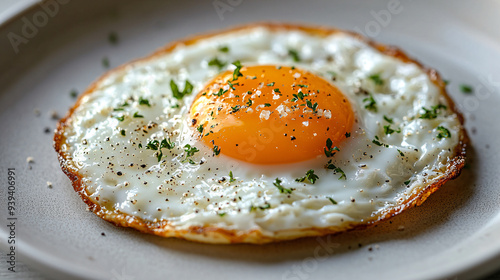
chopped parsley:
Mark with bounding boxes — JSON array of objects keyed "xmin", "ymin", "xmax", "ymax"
[
  {"xmin": 328, "ymin": 197, "xmax": 338, "ymax": 205},
  {"xmin": 443, "ymin": 80, "xmax": 450, "ymax": 85},
  {"xmin": 383, "ymin": 115, "xmax": 393, "ymax": 124},
  {"xmin": 208, "ymin": 57, "xmax": 226, "ymax": 70},
  {"xmin": 306, "ymin": 100, "xmax": 318, "ymax": 113},
  {"xmin": 170, "ymin": 80, "xmax": 194, "ymax": 100},
  {"xmin": 291, "ymin": 91, "xmax": 307, "ymax": 102},
  {"xmin": 404, "ymin": 179, "xmax": 411, "ymax": 186},
  {"xmin": 436, "ymin": 126, "xmax": 451, "ymax": 139},
  {"xmin": 397, "ymin": 149, "xmax": 405, "ymax": 157},
  {"xmin": 102, "ymin": 57, "xmax": 110, "ymax": 68},
  {"xmin": 363, "ymin": 94, "xmax": 377, "ymax": 112},
  {"xmin": 133, "ymin": 112, "xmax": 144, "ymax": 118},
  {"xmin": 325, "ymin": 160, "xmax": 346, "ymax": 180},
  {"xmin": 419, "ymin": 104, "xmax": 447, "ymax": 119},
  {"xmin": 267, "ymin": 82, "xmax": 275, "ymax": 86},
  {"xmin": 274, "ymin": 88, "xmax": 281, "ymax": 93},
  {"xmin": 368, "ymin": 74, "xmax": 384, "ymax": 85},
  {"xmin": 246, "ymin": 98, "xmax": 253, "ymax": 107},
  {"xmin": 264, "ymin": 103, "xmax": 271, "ymax": 107},
  {"xmin": 218, "ymin": 212, "xmax": 226, "ymax": 217},
  {"xmin": 345, "ymin": 132, "xmax": 351, "ymax": 138},
  {"xmin": 197, "ymin": 124, "xmax": 204, "ymax": 134},
  {"xmin": 297, "ymin": 84, "xmax": 308, "ymax": 88},
  {"xmin": 295, "ymin": 169, "xmax": 319, "ymax": 184},
  {"xmin": 213, "ymin": 145, "xmax": 221, "ymax": 155},
  {"xmin": 231, "ymin": 105, "xmax": 240, "ymax": 113},
  {"xmin": 460, "ymin": 84, "xmax": 473, "ymax": 94},
  {"xmin": 184, "ymin": 144, "xmax": 199, "ymax": 158},
  {"xmin": 250, "ymin": 202, "xmax": 271, "ymax": 211},
  {"xmin": 273, "ymin": 178, "xmax": 292, "ymax": 194},
  {"xmin": 227, "ymin": 80, "xmax": 238, "ymax": 90},
  {"xmin": 218, "ymin": 46, "xmax": 229, "ymax": 53},
  {"xmin": 115, "ymin": 115, "xmax": 125, "ymax": 122},
  {"xmin": 214, "ymin": 88, "xmax": 227, "ymax": 97},
  {"xmin": 231, "ymin": 60, "xmax": 243, "ymax": 81},
  {"xmin": 229, "ymin": 171, "xmax": 236, "ymax": 183},
  {"xmin": 288, "ymin": 49, "xmax": 301, "ymax": 62},
  {"xmin": 108, "ymin": 32, "xmax": 119, "ymax": 45},
  {"xmin": 372, "ymin": 136, "xmax": 389, "ymax": 147},
  {"xmin": 384, "ymin": 125, "xmax": 401, "ymax": 135},
  {"xmin": 324, "ymin": 138, "xmax": 340, "ymax": 157},
  {"xmin": 145, "ymin": 138, "xmax": 174, "ymax": 162},
  {"xmin": 138, "ymin": 97, "xmax": 151, "ymax": 107},
  {"xmin": 120, "ymin": 129, "xmax": 126, "ymax": 136},
  {"xmin": 70, "ymin": 89, "xmax": 78, "ymax": 98}
]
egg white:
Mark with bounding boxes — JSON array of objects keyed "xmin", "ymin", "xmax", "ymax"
[{"xmin": 63, "ymin": 26, "xmax": 462, "ymax": 234}]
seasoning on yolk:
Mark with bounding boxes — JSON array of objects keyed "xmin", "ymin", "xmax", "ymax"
[{"xmin": 190, "ymin": 65, "xmax": 354, "ymax": 164}]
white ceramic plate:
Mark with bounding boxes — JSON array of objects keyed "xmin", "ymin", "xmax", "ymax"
[{"xmin": 1, "ymin": 1, "xmax": 500, "ymax": 279}]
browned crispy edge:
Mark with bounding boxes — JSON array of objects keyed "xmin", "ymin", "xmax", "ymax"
[{"xmin": 53, "ymin": 22, "xmax": 468, "ymax": 244}]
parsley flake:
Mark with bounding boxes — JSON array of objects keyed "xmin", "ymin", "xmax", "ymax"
[
  {"xmin": 369, "ymin": 74, "xmax": 384, "ymax": 85},
  {"xmin": 138, "ymin": 97, "xmax": 151, "ymax": 107},
  {"xmin": 328, "ymin": 197, "xmax": 338, "ymax": 205},
  {"xmin": 267, "ymin": 82, "xmax": 275, "ymax": 86},
  {"xmin": 288, "ymin": 49, "xmax": 301, "ymax": 62},
  {"xmin": 108, "ymin": 32, "xmax": 119, "ymax": 45},
  {"xmin": 218, "ymin": 46, "xmax": 229, "ymax": 53},
  {"xmin": 214, "ymin": 88, "xmax": 227, "ymax": 97},
  {"xmin": 363, "ymin": 94, "xmax": 377, "ymax": 112},
  {"xmin": 460, "ymin": 84, "xmax": 473, "ymax": 94},
  {"xmin": 264, "ymin": 103, "xmax": 271, "ymax": 107},
  {"xmin": 213, "ymin": 145, "xmax": 221, "ymax": 155},
  {"xmin": 120, "ymin": 129, "xmax": 126, "ymax": 136},
  {"xmin": 229, "ymin": 171, "xmax": 236, "ymax": 183},
  {"xmin": 133, "ymin": 112, "xmax": 144, "ymax": 118},
  {"xmin": 184, "ymin": 144, "xmax": 199, "ymax": 158},
  {"xmin": 436, "ymin": 126, "xmax": 451, "ymax": 139},
  {"xmin": 295, "ymin": 169, "xmax": 319, "ymax": 184},
  {"xmin": 197, "ymin": 124, "xmax": 204, "ymax": 134},
  {"xmin": 306, "ymin": 100, "xmax": 318, "ymax": 113},
  {"xmin": 419, "ymin": 104, "xmax": 447, "ymax": 119},
  {"xmin": 384, "ymin": 125, "xmax": 401, "ymax": 135},
  {"xmin": 208, "ymin": 57, "xmax": 226, "ymax": 70},
  {"xmin": 115, "ymin": 115, "xmax": 125, "ymax": 122},
  {"xmin": 383, "ymin": 115, "xmax": 393, "ymax": 124},
  {"xmin": 246, "ymin": 98, "xmax": 253, "ymax": 107},
  {"xmin": 102, "ymin": 57, "xmax": 110, "ymax": 68},
  {"xmin": 324, "ymin": 138, "xmax": 340, "ymax": 157},
  {"xmin": 170, "ymin": 80, "xmax": 194, "ymax": 100},
  {"xmin": 372, "ymin": 136, "xmax": 389, "ymax": 147},
  {"xmin": 70, "ymin": 89, "xmax": 78, "ymax": 98},
  {"xmin": 325, "ymin": 160, "xmax": 346, "ymax": 180},
  {"xmin": 273, "ymin": 178, "xmax": 292, "ymax": 194},
  {"xmin": 231, "ymin": 60, "xmax": 243, "ymax": 81},
  {"xmin": 231, "ymin": 105, "xmax": 240, "ymax": 113}
]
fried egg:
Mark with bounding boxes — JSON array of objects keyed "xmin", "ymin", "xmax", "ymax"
[{"xmin": 54, "ymin": 24, "xmax": 466, "ymax": 243}]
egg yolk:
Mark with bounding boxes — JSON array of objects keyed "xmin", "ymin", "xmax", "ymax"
[{"xmin": 190, "ymin": 65, "xmax": 354, "ymax": 164}]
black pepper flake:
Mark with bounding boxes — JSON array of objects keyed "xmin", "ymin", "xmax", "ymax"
[
  {"xmin": 290, "ymin": 136, "xmax": 296, "ymax": 141},
  {"xmin": 117, "ymin": 171, "xmax": 123, "ymax": 176},
  {"xmin": 101, "ymin": 232, "xmax": 106, "ymax": 236}
]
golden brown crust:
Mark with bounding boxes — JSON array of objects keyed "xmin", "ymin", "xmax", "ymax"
[{"xmin": 54, "ymin": 22, "xmax": 468, "ymax": 244}]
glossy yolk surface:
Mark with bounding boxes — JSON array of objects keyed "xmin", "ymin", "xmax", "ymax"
[{"xmin": 190, "ymin": 65, "xmax": 354, "ymax": 164}]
